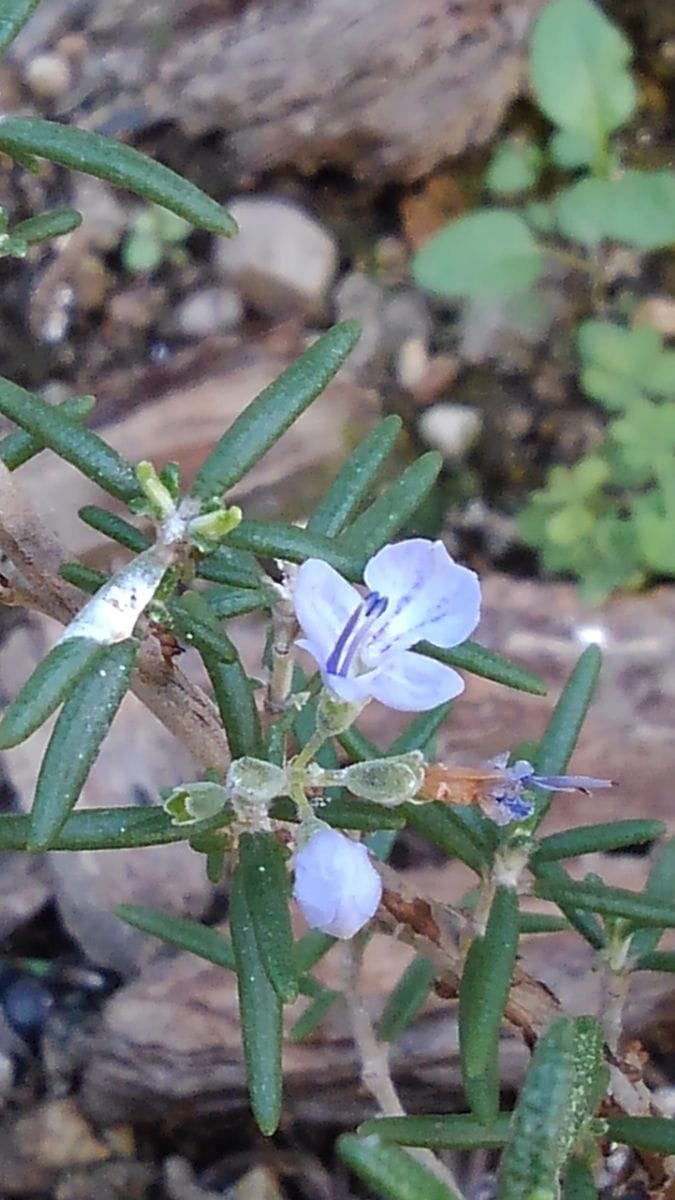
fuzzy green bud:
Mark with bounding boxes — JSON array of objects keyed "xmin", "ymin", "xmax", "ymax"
[
  {"xmin": 187, "ymin": 505, "xmax": 242, "ymax": 548},
  {"xmin": 226, "ymin": 757, "xmax": 287, "ymax": 805},
  {"xmin": 316, "ymin": 694, "xmax": 363, "ymax": 737},
  {"xmin": 164, "ymin": 781, "xmax": 229, "ymax": 825},
  {"xmin": 342, "ymin": 752, "xmax": 425, "ymax": 806}
]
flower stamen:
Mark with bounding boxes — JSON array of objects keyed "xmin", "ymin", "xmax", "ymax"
[{"xmin": 325, "ymin": 591, "xmax": 388, "ymax": 677}]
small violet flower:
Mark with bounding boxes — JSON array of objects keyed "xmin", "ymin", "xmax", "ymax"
[
  {"xmin": 293, "ymin": 827, "xmax": 382, "ymax": 939},
  {"xmin": 486, "ymin": 753, "xmax": 614, "ymax": 826},
  {"xmin": 294, "ymin": 539, "xmax": 481, "ymax": 712}
]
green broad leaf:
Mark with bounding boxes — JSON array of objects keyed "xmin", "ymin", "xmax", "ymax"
[
  {"xmin": 604, "ymin": 1115, "xmax": 675, "ymax": 1156},
  {"xmin": 0, "ymin": 376, "xmax": 140, "ymax": 503},
  {"xmin": 0, "ymin": 118, "xmax": 237, "ymax": 237},
  {"xmin": 377, "ymin": 956, "xmax": 435, "ymax": 1044},
  {"xmin": 555, "ymin": 172, "xmax": 675, "ymax": 249},
  {"xmin": 116, "ymin": 904, "xmax": 236, "ymax": 970},
  {"xmin": 535, "ymin": 879, "xmax": 675, "ymax": 928},
  {"xmin": 497, "ymin": 1016, "xmax": 577, "ymax": 1200},
  {"xmin": 10, "ymin": 207, "xmax": 82, "ymax": 245},
  {"xmin": 79, "ymin": 505, "xmax": 150, "ymax": 554},
  {"xmin": 405, "ymin": 802, "xmax": 491, "ymax": 875},
  {"xmin": 337, "ymin": 453, "xmax": 442, "ymax": 559},
  {"xmin": 563, "ymin": 1157, "xmax": 599, "ymax": 1199},
  {"xmin": 529, "ymin": 0, "xmax": 636, "ymax": 151},
  {"xmin": 169, "ymin": 591, "xmax": 238, "ymax": 663},
  {"xmin": 359, "ymin": 1113, "xmax": 512, "ymax": 1150},
  {"xmin": 420, "ymin": 640, "xmax": 546, "ymax": 696},
  {"xmin": 0, "ymin": 637, "xmax": 105, "ymax": 749},
  {"xmin": 195, "ymin": 545, "xmax": 264, "ymax": 589},
  {"xmin": 518, "ymin": 912, "xmax": 570, "ymax": 935},
  {"xmin": 289, "ymin": 986, "xmax": 339, "ymax": 1042},
  {"xmin": 122, "ymin": 229, "xmax": 163, "ymax": 274},
  {"xmin": 28, "ymin": 638, "xmax": 139, "ymax": 850},
  {"xmin": 486, "ymin": 137, "xmax": 543, "ymax": 196},
  {"xmin": 191, "ymin": 321, "xmax": 360, "ymax": 499},
  {"xmin": 229, "ymin": 861, "xmax": 283, "ymax": 1136},
  {"xmin": 308, "ymin": 414, "xmax": 403, "ymax": 537},
  {"xmin": 0, "ymin": 0, "xmax": 42, "ymax": 53},
  {"xmin": 0, "ymin": 394, "xmax": 94, "ymax": 471},
  {"xmin": 59, "ymin": 563, "xmax": 107, "ymax": 594},
  {"xmin": 459, "ymin": 884, "xmax": 519, "ymax": 1122},
  {"xmin": 203, "ymin": 652, "xmax": 263, "ymax": 759},
  {"xmin": 633, "ymin": 508, "xmax": 675, "ymax": 575},
  {"xmin": 0, "ymin": 804, "xmax": 228, "ymax": 852},
  {"xmin": 549, "ymin": 129, "xmax": 598, "ymax": 170},
  {"xmin": 239, "ymin": 831, "xmax": 298, "ymax": 1004},
  {"xmin": 203, "ymin": 585, "xmax": 270, "ymax": 619},
  {"xmin": 413, "ymin": 210, "xmax": 545, "ymax": 301},
  {"xmin": 530, "ymin": 644, "xmax": 602, "ymax": 825},
  {"xmin": 578, "ymin": 319, "xmax": 662, "ymax": 408},
  {"xmin": 337, "ymin": 1134, "xmax": 462, "ymax": 1200},
  {"xmin": 534, "ymin": 820, "xmax": 663, "ymax": 862},
  {"xmin": 634, "ymin": 950, "xmax": 675, "ymax": 973},
  {"xmin": 629, "ymin": 836, "xmax": 675, "ymax": 962},
  {"xmin": 228, "ymin": 519, "xmax": 363, "ymax": 580}
]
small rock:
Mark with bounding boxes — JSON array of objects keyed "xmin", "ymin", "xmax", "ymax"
[
  {"xmin": 174, "ymin": 287, "xmax": 243, "ymax": 339},
  {"xmin": 382, "ymin": 289, "xmax": 432, "ymax": 358},
  {"xmin": 334, "ymin": 270, "xmax": 387, "ymax": 377},
  {"xmin": 72, "ymin": 179, "xmax": 128, "ymax": 252},
  {"xmin": 634, "ymin": 295, "xmax": 675, "ymax": 338},
  {"xmin": 215, "ymin": 196, "xmax": 338, "ymax": 319},
  {"xmin": 418, "ymin": 403, "xmax": 482, "ymax": 461},
  {"xmin": 55, "ymin": 1160, "xmax": 156, "ymax": 1200},
  {"xmin": 25, "ymin": 52, "xmax": 71, "ymax": 99},
  {"xmin": 0, "ymin": 1051, "xmax": 13, "ymax": 1109},
  {"xmin": 458, "ymin": 286, "xmax": 565, "ymax": 370}
]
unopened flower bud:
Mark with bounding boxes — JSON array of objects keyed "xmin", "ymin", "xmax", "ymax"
[
  {"xmin": 164, "ymin": 781, "xmax": 228, "ymax": 825},
  {"xmin": 293, "ymin": 827, "xmax": 382, "ymax": 939},
  {"xmin": 343, "ymin": 752, "xmax": 425, "ymax": 806},
  {"xmin": 226, "ymin": 757, "xmax": 287, "ymax": 805}
]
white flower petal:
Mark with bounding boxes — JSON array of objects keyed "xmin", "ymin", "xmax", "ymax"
[
  {"xmin": 369, "ymin": 649, "xmax": 466, "ymax": 711},
  {"xmin": 363, "ymin": 539, "xmax": 480, "ymax": 656},
  {"xmin": 294, "ymin": 558, "xmax": 361, "ymax": 661},
  {"xmin": 323, "ymin": 668, "xmax": 380, "ymax": 705},
  {"xmin": 293, "ymin": 828, "xmax": 382, "ymax": 939}
]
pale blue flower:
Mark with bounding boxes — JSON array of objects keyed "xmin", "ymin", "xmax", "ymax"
[
  {"xmin": 294, "ymin": 539, "xmax": 481, "ymax": 712},
  {"xmin": 293, "ymin": 827, "xmax": 382, "ymax": 939},
  {"xmin": 485, "ymin": 753, "xmax": 614, "ymax": 825}
]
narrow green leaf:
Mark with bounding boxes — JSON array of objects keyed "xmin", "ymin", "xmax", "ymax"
[
  {"xmin": 0, "ymin": 805, "xmax": 230, "ymax": 852},
  {"xmin": 116, "ymin": 904, "xmax": 236, "ymax": 970},
  {"xmin": 535, "ymin": 820, "xmax": 664, "ymax": 862},
  {"xmin": 0, "ymin": 394, "xmax": 94, "ymax": 471},
  {"xmin": 531, "ymin": 860, "xmax": 605, "ymax": 949},
  {"xmin": 0, "ymin": 0, "xmax": 42, "ymax": 53},
  {"xmin": 377, "ymin": 956, "xmax": 435, "ymax": 1043},
  {"xmin": 0, "ymin": 376, "xmax": 140, "ymax": 502},
  {"xmin": 204, "ymin": 653, "xmax": 263, "ymax": 758},
  {"xmin": 289, "ymin": 987, "xmax": 339, "ymax": 1042},
  {"xmin": 337, "ymin": 453, "xmax": 442, "ymax": 559},
  {"xmin": 0, "ymin": 118, "xmax": 237, "ymax": 236},
  {"xmin": 497, "ymin": 1016, "xmax": 577, "ymax": 1200},
  {"xmin": 204, "ymin": 585, "xmax": 270, "ymax": 619},
  {"xmin": 239, "ymin": 831, "xmax": 298, "ymax": 1004},
  {"xmin": 459, "ymin": 884, "xmax": 519, "ymax": 1121},
  {"xmin": 629, "ymin": 836, "xmax": 675, "ymax": 962},
  {"xmin": 634, "ymin": 950, "xmax": 675, "ymax": 973},
  {"xmin": 359, "ymin": 1113, "xmax": 512, "ymax": 1150},
  {"xmin": 405, "ymin": 802, "xmax": 490, "ymax": 874},
  {"xmin": 421, "ymin": 640, "xmax": 546, "ymax": 696},
  {"xmin": 535, "ymin": 879, "xmax": 675, "ymax": 928},
  {"xmin": 195, "ymin": 545, "xmax": 264, "ymax": 589},
  {"xmin": 169, "ymin": 591, "xmax": 237, "ymax": 663},
  {"xmin": 518, "ymin": 912, "xmax": 570, "ymax": 935},
  {"xmin": 605, "ymin": 1115, "xmax": 675, "ymax": 1155},
  {"xmin": 338, "ymin": 1134, "xmax": 461, "ymax": 1200},
  {"xmin": 10, "ymin": 207, "xmax": 82, "ymax": 245},
  {"xmin": 338, "ymin": 724, "xmax": 379, "ymax": 762},
  {"xmin": 79, "ymin": 505, "xmax": 150, "ymax": 553},
  {"xmin": 191, "ymin": 321, "xmax": 360, "ymax": 499},
  {"xmin": 0, "ymin": 636, "xmax": 104, "ymax": 749},
  {"xmin": 59, "ymin": 563, "xmax": 107, "ymax": 593},
  {"xmin": 293, "ymin": 929, "xmax": 336, "ymax": 975},
  {"xmin": 308, "ymin": 415, "xmax": 403, "ymax": 537},
  {"xmin": 390, "ymin": 703, "xmax": 454, "ymax": 756},
  {"xmin": 319, "ymin": 795, "xmax": 407, "ymax": 833},
  {"xmin": 28, "ymin": 638, "xmax": 139, "ymax": 850},
  {"xmin": 563, "ymin": 1158, "xmax": 599, "ymax": 1200},
  {"xmin": 229, "ymin": 861, "xmax": 283, "ymax": 1135},
  {"xmin": 531, "ymin": 644, "xmax": 602, "ymax": 825},
  {"xmin": 227, "ymin": 519, "xmax": 363, "ymax": 579}
]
